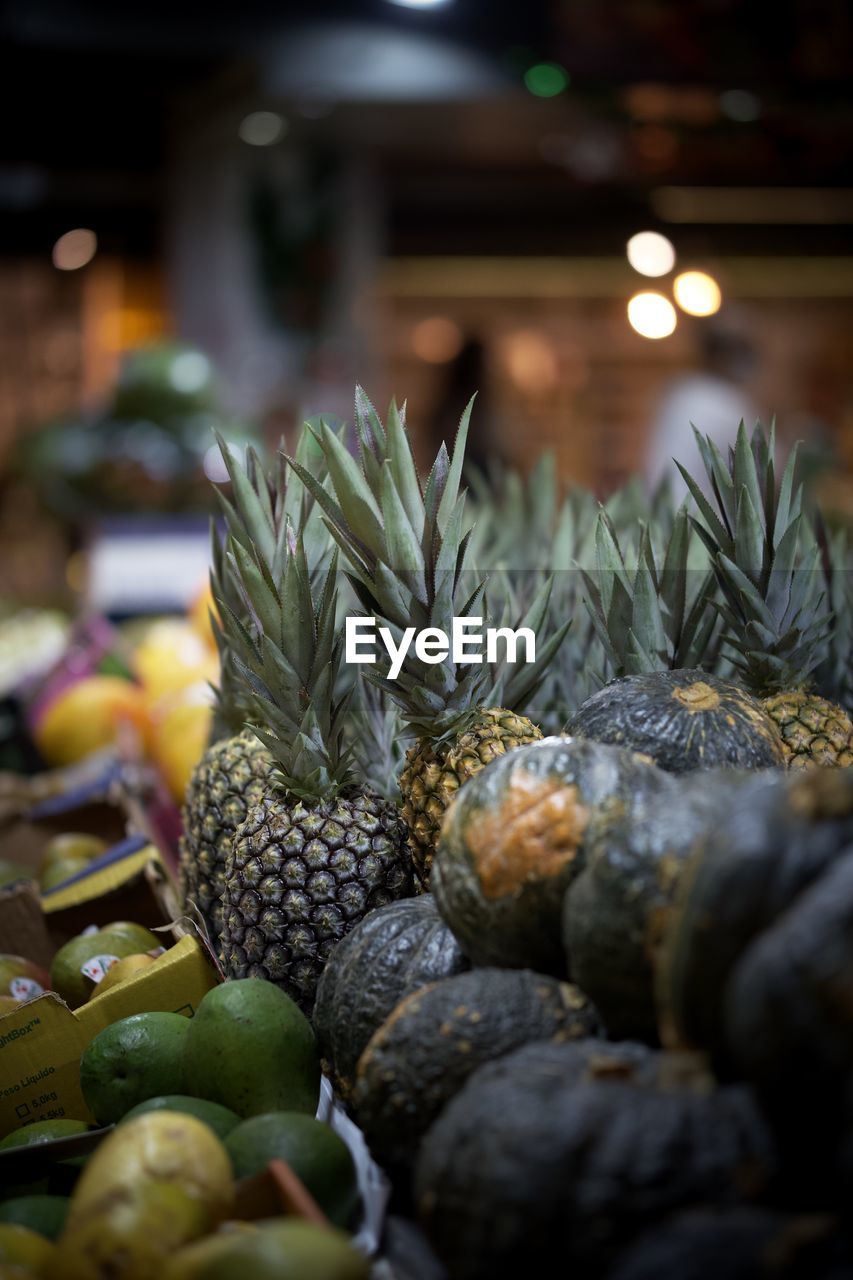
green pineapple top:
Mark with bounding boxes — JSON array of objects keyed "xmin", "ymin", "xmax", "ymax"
[
  {"xmin": 210, "ymin": 432, "xmax": 353, "ymax": 800},
  {"xmin": 677, "ymin": 421, "xmax": 831, "ymax": 694},
  {"xmin": 287, "ymin": 388, "xmax": 569, "ymax": 742},
  {"xmin": 581, "ymin": 505, "xmax": 720, "ymax": 678}
]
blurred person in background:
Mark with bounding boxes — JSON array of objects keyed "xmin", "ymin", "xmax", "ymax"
[
  {"xmin": 425, "ymin": 336, "xmax": 503, "ymax": 480},
  {"xmin": 646, "ymin": 320, "xmax": 760, "ymax": 504}
]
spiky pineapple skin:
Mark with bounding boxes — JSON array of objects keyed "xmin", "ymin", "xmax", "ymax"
[
  {"xmin": 762, "ymin": 691, "xmax": 853, "ymax": 770},
  {"xmin": 178, "ymin": 730, "xmax": 273, "ymax": 950},
  {"xmin": 400, "ymin": 707, "xmax": 543, "ymax": 888},
  {"xmin": 219, "ymin": 790, "xmax": 414, "ymax": 1012}
]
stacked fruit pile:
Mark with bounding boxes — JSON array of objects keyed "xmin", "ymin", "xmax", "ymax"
[
  {"xmin": 168, "ymin": 394, "xmax": 853, "ymax": 1277},
  {"xmin": 5, "ymin": 390, "xmax": 853, "ymax": 1278},
  {"xmin": 0, "ymin": 980, "xmax": 368, "ymax": 1280}
]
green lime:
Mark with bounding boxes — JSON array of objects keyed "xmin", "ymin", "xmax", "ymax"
[
  {"xmin": 120, "ymin": 1096, "xmax": 240, "ymax": 1141},
  {"xmin": 50, "ymin": 930, "xmax": 155, "ymax": 1009},
  {"xmin": 102, "ymin": 922, "xmax": 161, "ymax": 951},
  {"xmin": 80, "ymin": 1012, "xmax": 190, "ymax": 1125},
  {"xmin": 0, "ymin": 1119, "xmax": 90, "ymax": 1152},
  {"xmin": 0, "ymin": 1195, "xmax": 69, "ymax": 1240},
  {"xmin": 184, "ymin": 980, "xmax": 320, "ymax": 1119},
  {"xmin": 0, "ymin": 1119, "xmax": 91, "ymax": 1197},
  {"xmin": 224, "ymin": 1113, "xmax": 359, "ymax": 1228},
  {"xmin": 40, "ymin": 856, "xmax": 91, "ymax": 891},
  {"xmin": 40, "ymin": 833, "xmax": 107, "ymax": 875},
  {"xmin": 171, "ymin": 1219, "xmax": 368, "ymax": 1280},
  {"xmin": 0, "ymin": 859, "xmax": 34, "ymax": 889}
]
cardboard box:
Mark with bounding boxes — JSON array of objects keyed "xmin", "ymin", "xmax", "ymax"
[{"xmin": 0, "ymin": 934, "xmax": 220, "ymax": 1139}]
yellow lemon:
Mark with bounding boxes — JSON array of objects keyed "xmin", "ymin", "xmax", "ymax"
[{"xmin": 134, "ymin": 620, "xmax": 219, "ymax": 701}]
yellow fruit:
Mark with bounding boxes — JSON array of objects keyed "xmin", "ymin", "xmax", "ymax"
[
  {"xmin": 187, "ymin": 583, "xmax": 219, "ymax": 654},
  {"xmin": 87, "ymin": 953, "xmax": 157, "ymax": 998},
  {"xmin": 149, "ymin": 688, "xmax": 214, "ymax": 804},
  {"xmin": 39, "ymin": 834, "xmax": 107, "ymax": 879},
  {"xmin": 0, "ymin": 1224, "xmax": 56, "ymax": 1274},
  {"xmin": 134, "ymin": 620, "xmax": 219, "ymax": 701},
  {"xmin": 163, "ymin": 1225, "xmax": 259, "ymax": 1280},
  {"xmin": 67, "ymin": 1112, "xmax": 233, "ymax": 1226},
  {"xmin": 33, "ymin": 677, "xmax": 149, "ymax": 768},
  {"xmin": 52, "ymin": 1180, "xmax": 214, "ymax": 1280}
]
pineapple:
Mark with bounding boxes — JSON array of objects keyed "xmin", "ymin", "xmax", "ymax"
[
  {"xmin": 178, "ymin": 430, "xmax": 325, "ymax": 951},
  {"xmin": 678, "ymin": 422, "xmax": 853, "ymax": 769},
  {"xmin": 288, "ymin": 389, "xmax": 569, "ymax": 885},
  {"xmin": 217, "ymin": 524, "xmax": 414, "ymax": 1012}
]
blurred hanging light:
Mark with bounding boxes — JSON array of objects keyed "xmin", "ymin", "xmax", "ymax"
[
  {"xmin": 411, "ymin": 317, "xmax": 464, "ymax": 363},
  {"xmin": 169, "ymin": 351, "xmax": 212, "ymax": 393},
  {"xmin": 503, "ymin": 331, "xmax": 559, "ymax": 394},
  {"xmin": 524, "ymin": 62, "xmax": 569, "ymax": 98},
  {"xmin": 52, "ymin": 229, "xmax": 97, "ymax": 271},
  {"xmin": 628, "ymin": 292, "xmax": 677, "ymax": 339},
  {"xmin": 386, "ymin": 0, "xmax": 453, "ymax": 7},
  {"xmin": 238, "ymin": 111, "xmax": 287, "ymax": 146},
  {"xmin": 673, "ymin": 271, "xmax": 722, "ymax": 316},
  {"xmin": 626, "ymin": 231, "xmax": 676, "ymax": 277}
]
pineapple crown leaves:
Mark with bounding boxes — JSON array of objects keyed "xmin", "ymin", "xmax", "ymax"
[
  {"xmin": 217, "ymin": 527, "xmax": 357, "ymax": 801},
  {"xmin": 581, "ymin": 506, "xmax": 719, "ymax": 678},
  {"xmin": 207, "ymin": 425, "xmax": 336, "ymax": 737},
  {"xmin": 676, "ymin": 420, "xmax": 832, "ymax": 692},
  {"xmin": 285, "ymin": 387, "xmax": 570, "ymax": 739}
]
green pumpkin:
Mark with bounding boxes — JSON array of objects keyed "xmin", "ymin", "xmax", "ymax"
[
  {"xmin": 432, "ymin": 737, "xmax": 665, "ymax": 974},
  {"xmin": 352, "ymin": 968, "xmax": 600, "ymax": 1171},
  {"xmin": 658, "ymin": 767, "xmax": 853, "ymax": 1062},
  {"xmin": 415, "ymin": 1040, "xmax": 775, "ymax": 1280},
  {"xmin": 563, "ymin": 768, "xmax": 778, "ymax": 1044},
  {"xmin": 566, "ymin": 670, "xmax": 785, "ymax": 773},
  {"xmin": 312, "ymin": 896, "xmax": 469, "ymax": 1101}
]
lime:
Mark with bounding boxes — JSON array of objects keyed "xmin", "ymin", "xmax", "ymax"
[
  {"xmin": 120, "ymin": 1097, "xmax": 240, "ymax": 1142},
  {"xmin": 0, "ymin": 1196, "xmax": 68, "ymax": 1241},
  {"xmin": 40, "ymin": 833, "xmax": 107, "ymax": 876},
  {"xmin": 180, "ymin": 1219, "xmax": 369, "ymax": 1280},
  {"xmin": 102, "ymin": 922, "xmax": 161, "ymax": 951},
  {"xmin": 184, "ymin": 980, "xmax": 319, "ymax": 1119},
  {"xmin": 0, "ymin": 1119, "xmax": 90, "ymax": 1153},
  {"xmin": 0, "ymin": 860, "xmax": 34, "ymax": 889},
  {"xmin": 224, "ymin": 1113, "xmax": 359, "ymax": 1228},
  {"xmin": 49, "ymin": 929, "xmax": 155, "ymax": 1009},
  {"xmin": 39, "ymin": 857, "xmax": 91, "ymax": 891},
  {"xmin": 80, "ymin": 1012, "xmax": 190, "ymax": 1125}
]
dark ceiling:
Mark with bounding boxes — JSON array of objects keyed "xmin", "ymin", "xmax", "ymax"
[{"xmin": 0, "ymin": 0, "xmax": 851, "ymax": 258}]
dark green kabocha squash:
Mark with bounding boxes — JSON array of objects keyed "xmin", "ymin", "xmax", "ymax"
[
  {"xmin": 312, "ymin": 896, "xmax": 469, "ymax": 1100},
  {"xmin": 563, "ymin": 768, "xmax": 780, "ymax": 1044},
  {"xmin": 608, "ymin": 1208, "xmax": 851, "ymax": 1280},
  {"xmin": 658, "ymin": 767, "xmax": 853, "ymax": 1062},
  {"xmin": 723, "ymin": 849, "xmax": 853, "ymax": 1183},
  {"xmin": 432, "ymin": 736, "xmax": 667, "ymax": 973},
  {"xmin": 352, "ymin": 969, "xmax": 600, "ymax": 1171},
  {"xmin": 566, "ymin": 670, "xmax": 785, "ymax": 774},
  {"xmin": 415, "ymin": 1040, "xmax": 775, "ymax": 1280}
]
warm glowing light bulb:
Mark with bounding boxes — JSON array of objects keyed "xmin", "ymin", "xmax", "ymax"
[
  {"xmin": 673, "ymin": 271, "xmax": 722, "ymax": 316},
  {"xmin": 411, "ymin": 317, "xmax": 464, "ymax": 363},
  {"xmin": 626, "ymin": 231, "xmax": 676, "ymax": 277},
  {"xmin": 52, "ymin": 229, "xmax": 97, "ymax": 271},
  {"xmin": 627, "ymin": 292, "xmax": 677, "ymax": 339},
  {"xmin": 238, "ymin": 111, "xmax": 287, "ymax": 146}
]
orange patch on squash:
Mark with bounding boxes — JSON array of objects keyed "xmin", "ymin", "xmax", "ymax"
[
  {"xmin": 672, "ymin": 681, "xmax": 720, "ymax": 712},
  {"xmin": 466, "ymin": 770, "xmax": 590, "ymax": 900}
]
